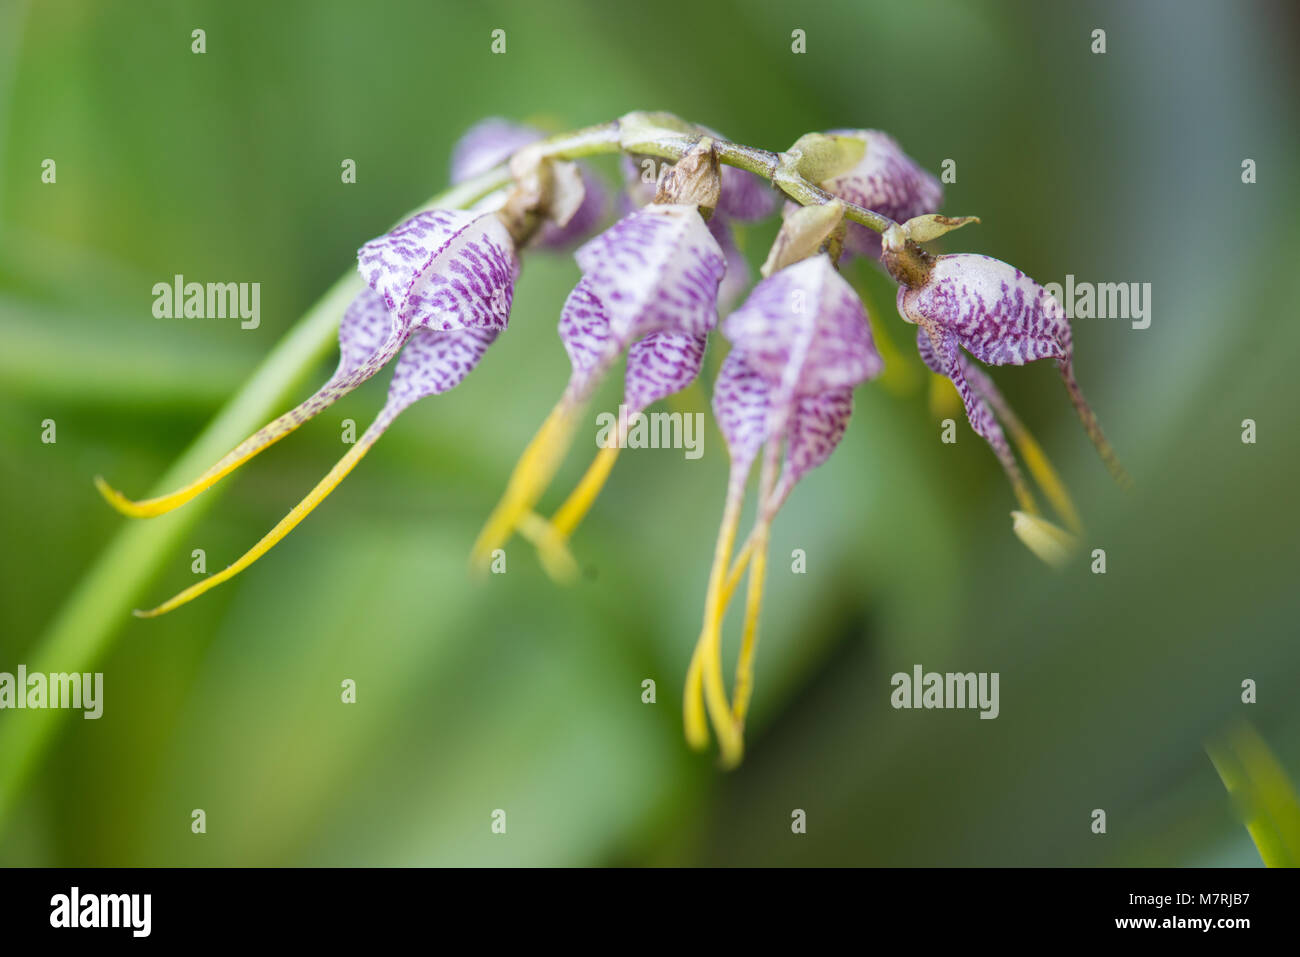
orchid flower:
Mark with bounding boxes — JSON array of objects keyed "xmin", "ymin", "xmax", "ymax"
[
  {"xmin": 101, "ymin": 207, "xmax": 518, "ymax": 615},
  {"xmin": 685, "ymin": 252, "xmax": 883, "ymax": 766},
  {"xmin": 472, "ymin": 142, "xmax": 728, "ymax": 573},
  {"xmin": 519, "ymin": 139, "xmax": 776, "ymax": 570},
  {"xmin": 893, "ymin": 240, "xmax": 1129, "ymax": 541}
]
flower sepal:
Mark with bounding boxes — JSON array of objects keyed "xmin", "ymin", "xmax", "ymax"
[
  {"xmin": 781, "ymin": 132, "xmax": 867, "ymax": 184},
  {"xmin": 760, "ymin": 200, "xmax": 846, "ymax": 277}
]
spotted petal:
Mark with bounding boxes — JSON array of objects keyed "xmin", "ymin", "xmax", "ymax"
[
  {"xmin": 781, "ymin": 388, "xmax": 854, "ymax": 489},
  {"xmin": 711, "ymin": 349, "xmax": 773, "ymax": 471},
  {"xmin": 624, "ymin": 331, "xmax": 707, "ymax": 414},
  {"xmin": 383, "ymin": 326, "xmax": 501, "ymax": 418},
  {"xmin": 557, "ymin": 278, "xmax": 616, "ymax": 400},
  {"xmin": 575, "ymin": 204, "xmax": 726, "ymax": 343},
  {"xmin": 357, "ymin": 209, "xmax": 517, "ymax": 333},
  {"xmin": 916, "ymin": 325, "xmax": 1006, "ymax": 452},
  {"xmin": 898, "ymin": 254, "xmax": 1068, "ymax": 367},
  {"xmin": 722, "ymin": 254, "xmax": 882, "ymax": 397},
  {"xmin": 335, "ymin": 286, "xmax": 400, "ymax": 378}
]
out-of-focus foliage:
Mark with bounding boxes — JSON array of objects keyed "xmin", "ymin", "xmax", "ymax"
[{"xmin": 1, "ymin": 0, "xmax": 1297, "ymax": 865}]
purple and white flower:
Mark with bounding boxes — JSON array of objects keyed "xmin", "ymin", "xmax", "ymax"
[
  {"xmin": 898, "ymin": 252, "xmax": 1127, "ymax": 518},
  {"xmin": 686, "ymin": 253, "xmax": 882, "ymax": 766},
  {"xmin": 116, "ymin": 208, "xmax": 519, "ymax": 615},
  {"xmin": 472, "ymin": 200, "xmax": 727, "ymax": 570}
]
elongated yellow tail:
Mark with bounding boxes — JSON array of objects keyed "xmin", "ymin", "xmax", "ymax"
[
  {"xmin": 96, "ymin": 414, "xmax": 306, "ymax": 519},
  {"xmin": 1003, "ymin": 412, "xmax": 1082, "ymax": 535},
  {"xmin": 98, "ymin": 330, "xmax": 407, "ymax": 519},
  {"xmin": 515, "ymin": 436, "xmax": 621, "ymax": 584},
  {"xmin": 731, "ymin": 521, "xmax": 770, "ymax": 727},
  {"xmin": 516, "ymin": 512, "xmax": 580, "ymax": 583},
  {"xmin": 551, "ymin": 442, "xmax": 621, "ymax": 538},
  {"xmin": 470, "ymin": 399, "xmax": 580, "ymax": 572},
  {"xmin": 134, "ymin": 425, "xmax": 383, "ymax": 617},
  {"xmin": 683, "ymin": 475, "xmax": 746, "ymax": 765},
  {"xmin": 1010, "ymin": 510, "xmax": 1077, "ymax": 569},
  {"xmin": 968, "ymin": 360, "xmax": 1084, "ymax": 535}
]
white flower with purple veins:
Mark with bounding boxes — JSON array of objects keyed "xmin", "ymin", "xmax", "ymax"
[
  {"xmin": 685, "ymin": 253, "xmax": 882, "ymax": 767},
  {"xmin": 817, "ymin": 130, "xmax": 943, "ymax": 260},
  {"xmin": 451, "ymin": 117, "xmax": 608, "ymax": 248},
  {"xmin": 898, "ymin": 251, "xmax": 1129, "ymax": 528},
  {"xmin": 359, "ymin": 208, "xmax": 517, "ymax": 331},
  {"xmin": 472, "ymin": 201, "xmax": 726, "ymax": 572},
  {"xmin": 102, "ymin": 208, "xmax": 518, "ymax": 616}
]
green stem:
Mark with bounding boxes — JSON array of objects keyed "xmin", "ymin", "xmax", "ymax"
[{"xmin": 614, "ymin": 118, "xmax": 897, "ymax": 234}]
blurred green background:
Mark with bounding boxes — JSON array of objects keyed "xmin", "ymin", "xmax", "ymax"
[{"xmin": 1, "ymin": 0, "xmax": 1298, "ymax": 866}]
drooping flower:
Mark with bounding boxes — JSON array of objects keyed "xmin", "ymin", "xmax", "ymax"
[
  {"xmin": 897, "ymin": 251, "xmax": 1128, "ymax": 542},
  {"xmin": 811, "ymin": 129, "xmax": 943, "ymax": 260},
  {"xmin": 472, "ymin": 195, "xmax": 726, "ymax": 573},
  {"xmin": 101, "ymin": 208, "xmax": 519, "ymax": 615},
  {"xmin": 685, "ymin": 253, "xmax": 883, "ymax": 766},
  {"xmin": 451, "ymin": 117, "xmax": 608, "ymax": 248}
]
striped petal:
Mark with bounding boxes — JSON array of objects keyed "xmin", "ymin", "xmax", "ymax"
[
  {"xmin": 383, "ymin": 326, "xmax": 500, "ymax": 418},
  {"xmin": 897, "ymin": 254, "xmax": 1068, "ymax": 367},
  {"xmin": 575, "ymin": 204, "xmax": 726, "ymax": 343},
  {"xmin": 557, "ymin": 278, "xmax": 616, "ymax": 400},
  {"xmin": 335, "ymin": 286, "xmax": 399, "ymax": 378},
  {"xmin": 781, "ymin": 388, "xmax": 854, "ymax": 489},
  {"xmin": 711, "ymin": 349, "xmax": 773, "ymax": 471},
  {"xmin": 722, "ymin": 254, "xmax": 882, "ymax": 397},
  {"xmin": 624, "ymin": 330, "xmax": 707, "ymax": 414},
  {"xmin": 916, "ymin": 325, "xmax": 1007, "ymax": 452},
  {"xmin": 357, "ymin": 209, "xmax": 517, "ymax": 332}
]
